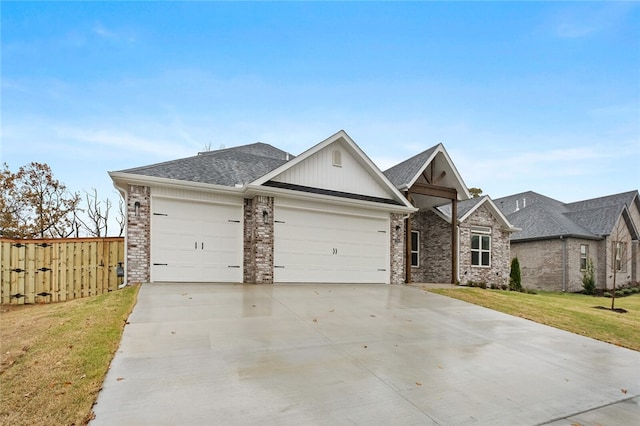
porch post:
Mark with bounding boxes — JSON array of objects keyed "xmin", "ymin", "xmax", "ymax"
[
  {"xmin": 451, "ymin": 194, "xmax": 458, "ymax": 284},
  {"xmin": 405, "ymin": 214, "xmax": 412, "ymax": 284}
]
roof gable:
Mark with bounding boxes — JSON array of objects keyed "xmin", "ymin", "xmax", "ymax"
[
  {"xmin": 383, "ymin": 144, "xmax": 471, "ymax": 199},
  {"xmin": 251, "ymin": 130, "xmax": 414, "ymax": 209},
  {"xmin": 436, "ymin": 196, "xmax": 517, "ymax": 231}
]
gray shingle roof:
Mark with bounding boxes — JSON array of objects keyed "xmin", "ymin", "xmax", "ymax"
[
  {"xmin": 383, "ymin": 145, "xmax": 438, "ymax": 188},
  {"xmin": 116, "ymin": 143, "xmax": 293, "ymax": 186},
  {"xmin": 436, "ymin": 196, "xmax": 485, "ymax": 219},
  {"xmin": 494, "ymin": 190, "xmax": 639, "ymax": 241}
]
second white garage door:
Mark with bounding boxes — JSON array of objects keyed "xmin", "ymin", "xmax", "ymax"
[
  {"xmin": 151, "ymin": 197, "xmax": 243, "ymax": 283},
  {"xmin": 274, "ymin": 207, "xmax": 390, "ymax": 283}
]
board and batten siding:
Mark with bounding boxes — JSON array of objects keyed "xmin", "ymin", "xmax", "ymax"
[{"xmin": 271, "ymin": 143, "xmax": 391, "ymax": 199}]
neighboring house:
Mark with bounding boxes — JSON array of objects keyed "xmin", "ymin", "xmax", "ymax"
[
  {"xmin": 384, "ymin": 146, "xmax": 517, "ymax": 286},
  {"xmin": 494, "ymin": 191, "xmax": 640, "ymax": 292},
  {"xmin": 110, "ymin": 130, "xmax": 517, "ymax": 286}
]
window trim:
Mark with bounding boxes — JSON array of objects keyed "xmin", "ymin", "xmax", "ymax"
[
  {"xmin": 411, "ymin": 230, "xmax": 419, "ymax": 268},
  {"xmin": 580, "ymin": 244, "xmax": 588, "ymax": 271},
  {"xmin": 614, "ymin": 241, "xmax": 627, "ymax": 272},
  {"xmin": 471, "ymin": 229, "xmax": 491, "ymax": 267}
]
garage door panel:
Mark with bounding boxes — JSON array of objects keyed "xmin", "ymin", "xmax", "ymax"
[
  {"xmin": 274, "ymin": 207, "xmax": 389, "ymax": 283},
  {"xmin": 151, "ymin": 198, "xmax": 242, "ymax": 283}
]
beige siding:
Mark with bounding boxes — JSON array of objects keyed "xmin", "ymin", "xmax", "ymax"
[{"xmin": 511, "ymin": 240, "xmax": 564, "ymax": 291}]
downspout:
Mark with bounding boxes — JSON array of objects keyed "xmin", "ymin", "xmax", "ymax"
[
  {"xmin": 112, "ymin": 180, "xmax": 129, "ymax": 289},
  {"xmin": 560, "ymin": 235, "xmax": 567, "ymax": 292},
  {"xmin": 456, "ymin": 225, "xmax": 461, "ymax": 285}
]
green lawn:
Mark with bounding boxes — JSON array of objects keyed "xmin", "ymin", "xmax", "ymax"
[
  {"xmin": 426, "ymin": 287, "xmax": 640, "ymax": 352},
  {"xmin": 0, "ymin": 285, "xmax": 139, "ymax": 426}
]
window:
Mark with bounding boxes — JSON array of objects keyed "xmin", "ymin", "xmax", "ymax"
[
  {"xmin": 614, "ymin": 241, "xmax": 627, "ymax": 272},
  {"xmin": 411, "ymin": 231, "xmax": 419, "ymax": 267},
  {"xmin": 332, "ymin": 149, "xmax": 342, "ymax": 167},
  {"xmin": 471, "ymin": 227, "xmax": 491, "ymax": 267},
  {"xmin": 580, "ymin": 245, "xmax": 588, "ymax": 270}
]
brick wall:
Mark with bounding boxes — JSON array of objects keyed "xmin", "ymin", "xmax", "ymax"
[
  {"xmin": 389, "ymin": 213, "xmax": 405, "ymax": 284},
  {"xmin": 126, "ymin": 185, "xmax": 150, "ymax": 284},
  {"xmin": 243, "ymin": 196, "xmax": 274, "ymax": 284},
  {"xmin": 512, "ymin": 234, "xmax": 634, "ymax": 292},
  {"xmin": 411, "ymin": 210, "xmax": 452, "ymax": 283},
  {"xmin": 458, "ymin": 205, "xmax": 510, "ymax": 287}
]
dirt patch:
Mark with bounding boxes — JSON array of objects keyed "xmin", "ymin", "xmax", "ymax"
[{"xmin": 593, "ymin": 306, "xmax": 628, "ymax": 314}]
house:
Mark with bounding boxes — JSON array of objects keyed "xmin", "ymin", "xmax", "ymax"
[
  {"xmin": 384, "ymin": 146, "xmax": 518, "ymax": 286},
  {"xmin": 110, "ymin": 130, "xmax": 516, "ymax": 286},
  {"xmin": 110, "ymin": 130, "xmax": 415, "ymax": 285},
  {"xmin": 494, "ymin": 191, "xmax": 640, "ymax": 292}
]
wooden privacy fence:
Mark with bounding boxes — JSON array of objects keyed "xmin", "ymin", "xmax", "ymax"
[{"xmin": 0, "ymin": 237, "xmax": 125, "ymax": 305}]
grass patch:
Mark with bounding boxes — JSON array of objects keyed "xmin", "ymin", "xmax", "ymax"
[
  {"xmin": 426, "ymin": 288, "xmax": 640, "ymax": 352},
  {"xmin": 0, "ymin": 285, "xmax": 139, "ymax": 426}
]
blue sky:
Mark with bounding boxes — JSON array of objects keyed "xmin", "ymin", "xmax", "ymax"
[{"xmin": 2, "ymin": 1, "xmax": 639, "ymax": 230}]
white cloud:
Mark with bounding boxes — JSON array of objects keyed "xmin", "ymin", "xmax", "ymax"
[
  {"xmin": 549, "ymin": 3, "xmax": 637, "ymax": 39},
  {"xmin": 92, "ymin": 22, "xmax": 116, "ymax": 39},
  {"xmin": 55, "ymin": 126, "xmax": 194, "ymax": 160}
]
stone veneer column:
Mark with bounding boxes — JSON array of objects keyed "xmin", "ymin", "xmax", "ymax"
[
  {"xmin": 243, "ymin": 196, "xmax": 274, "ymax": 283},
  {"xmin": 390, "ymin": 213, "xmax": 406, "ymax": 284},
  {"xmin": 126, "ymin": 185, "xmax": 150, "ymax": 284}
]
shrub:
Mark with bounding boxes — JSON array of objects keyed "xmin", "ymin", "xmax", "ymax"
[
  {"xmin": 500, "ymin": 284, "xmax": 508, "ymax": 291},
  {"xmin": 478, "ymin": 282, "xmax": 487, "ymax": 289},
  {"xmin": 582, "ymin": 258, "xmax": 596, "ymax": 295},
  {"xmin": 509, "ymin": 257, "xmax": 522, "ymax": 291},
  {"xmin": 632, "ymin": 288, "xmax": 640, "ymax": 294},
  {"xmin": 525, "ymin": 288, "xmax": 537, "ymax": 295},
  {"xmin": 604, "ymin": 292, "xmax": 612, "ymax": 298},
  {"xmin": 623, "ymin": 288, "xmax": 633, "ymax": 295},
  {"xmin": 615, "ymin": 290, "xmax": 624, "ymax": 297}
]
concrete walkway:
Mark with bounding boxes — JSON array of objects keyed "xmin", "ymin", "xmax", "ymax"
[{"xmin": 91, "ymin": 283, "xmax": 639, "ymax": 425}]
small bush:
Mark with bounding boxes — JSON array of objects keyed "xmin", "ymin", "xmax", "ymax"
[
  {"xmin": 615, "ymin": 290, "xmax": 624, "ymax": 297},
  {"xmin": 500, "ymin": 284, "xmax": 508, "ymax": 291},
  {"xmin": 632, "ymin": 288, "xmax": 640, "ymax": 294},
  {"xmin": 604, "ymin": 292, "xmax": 612, "ymax": 298},
  {"xmin": 509, "ymin": 257, "xmax": 522, "ymax": 291},
  {"xmin": 478, "ymin": 282, "xmax": 487, "ymax": 289},
  {"xmin": 582, "ymin": 258, "xmax": 596, "ymax": 295},
  {"xmin": 525, "ymin": 288, "xmax": 537, "ymax": 295},
  {"xmin": 623, "ymin": 288, "xmax": 633, "ymax": 296}
]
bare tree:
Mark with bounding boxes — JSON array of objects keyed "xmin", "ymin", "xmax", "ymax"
[
  {"xmin": 116, "ymin": 195, "xmax": 125, "ymax": 237},
  {"xmin": 75, "ymin": 188, "xmax": 112, "ymax": 237}
]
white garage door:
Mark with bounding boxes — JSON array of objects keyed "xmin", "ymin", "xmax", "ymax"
[
  {"xmin": 151, "ymin": 198, "xmax": 243, "ymax": 282},
  {"xmin": 274, "ymin": 207, "xmax": 390, "ymax": 283}
]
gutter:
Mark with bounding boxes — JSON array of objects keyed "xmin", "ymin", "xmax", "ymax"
[{"xmin": 560, "ymin": 235, "xmax": 567, "ymax": 292}]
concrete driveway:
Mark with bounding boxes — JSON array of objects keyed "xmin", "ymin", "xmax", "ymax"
[{"xmin": 91, "ymin": 284, "xmax": 639, "ymax": 425}]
